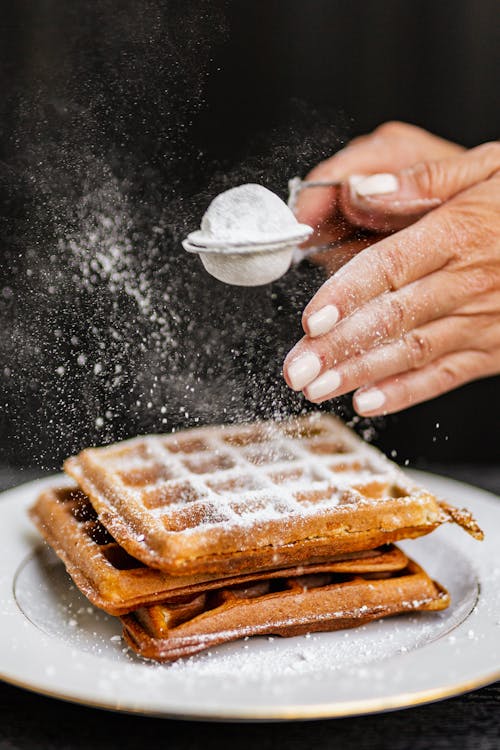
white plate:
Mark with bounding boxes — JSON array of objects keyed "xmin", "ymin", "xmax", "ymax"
[{"xmin": 0, "ymin": 471, "xmax": 499, "ymax": 721}]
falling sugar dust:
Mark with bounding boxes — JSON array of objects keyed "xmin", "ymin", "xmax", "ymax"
[{"xmin": 0, "ymin": 1, "xmax": 357, "ymax": 468}]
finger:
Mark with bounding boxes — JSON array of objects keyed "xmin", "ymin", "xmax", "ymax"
[
  {"xmin": 295, "ymin": 121, "xmax": 464, "ymax": 229},
  {"xmin": 300, "ymin": 208, "xmax": 454, "ymax": 340},
  {"xmin": 299, "ymin": 213, "xmax": 355, "ymax": 249},
  {"xmin": 343, "ymin": 141, "xmax": 500, "ymax": 229},
  {"xmin": 302, "ymin": 316, "xmax": 474, "ymax": 403},
  {"xmin": 352, "ymin": 350, "xmax": 497, "ymax": 416},
  {"xmin": 305, "ymin": 235, "xmax": 378, "ymax": 277},
  {"xmin": 338, "ymin": 179, "xmax": 437, "ymax": 233},
  {"xmin": 284, "ymin": 265, "xmax": 481, "ymax": 391}
]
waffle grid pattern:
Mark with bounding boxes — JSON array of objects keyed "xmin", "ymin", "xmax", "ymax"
[
  {"xmin": 31, "ymin": 485, "xmax": 412, "ymax": 615},
  {"xmin": 58, "ymin": 488, "xmax": 146, "ymax": 571},
  {"xmin": 68, "ymin": 417, "xmax": 410, "ymax": 535}
]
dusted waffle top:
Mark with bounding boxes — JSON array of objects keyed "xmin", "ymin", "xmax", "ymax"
[
  {"xmin": 29, "ymin": 485, "xmax": 409, "ymax": 615},
  {"xmin": 64, "ymin": 414, "xmax": 483, "ymax": 575}
]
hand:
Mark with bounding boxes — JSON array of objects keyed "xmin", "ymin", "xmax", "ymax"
[
  {"xmin": 297, "ymin": 121, "xmax": 464, "ymax": 257},
  {"xmin": 283, "ymin": 122, "xmax": 500, "ymax": 416}
]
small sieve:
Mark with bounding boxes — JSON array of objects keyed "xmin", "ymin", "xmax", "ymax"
[{"xmin": 182, "ymin": 178, "xmax": 341, "ymax": 286}]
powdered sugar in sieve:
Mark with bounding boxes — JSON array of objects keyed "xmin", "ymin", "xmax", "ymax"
[{"xmin": 182, "ymin": 182, "xmax": 325, "ymax": 286}]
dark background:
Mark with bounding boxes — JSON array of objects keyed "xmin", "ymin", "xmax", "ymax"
[
  {"xmin": 1, "ymin": 0, "xmax": 499, "ymax": 470},
  {"xmin": 0, "ymin": 3, "xmax": 499, "ymax": 744}
]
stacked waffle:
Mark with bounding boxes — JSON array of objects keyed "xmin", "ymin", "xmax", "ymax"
[{"xmin": 30, "ymin": 415, "xmax": 483, "ymax": 662}]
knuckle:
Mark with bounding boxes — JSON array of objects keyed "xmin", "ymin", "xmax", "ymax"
[
  {"xmin": 388, "ymin": 295, "xmax": 407, "ymax": 329},
  {"xmin": 410, "ymin": 159, "xmax": 444, "ymax": 196},
  {"xmin": 376, "ymin": 245, "xmax": 407, "ymax": 291},
  {"xmin": 462, "ymin": 267, "xmax": 496, "ymax": 296},
  {"xmin": 405, "ymin": 330, "xmax": 433, "ymax": 368},
  {"xmin": 343, "ymin": 133, "xmax": 369, "ymax": 149},
  {"xmin": 473, "ymin": 141, "xmax": 500, "ymax": 167},
  {"xmin": 374, "ymin": 120, "xmax": 410, "ymax": 138},
  {"xmin": 436, "ymin": 360, "xmax": 462, "ymax": 390},
  {"xmin": 373, "ymin": 294, "xmax": 406, "ymax": 341},
  {"xmin": 440, "ymin": 203, "xmax": 490, "ymax": 256}
]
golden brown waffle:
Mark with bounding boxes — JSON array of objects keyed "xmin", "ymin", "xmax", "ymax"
[
  {"xmin": 30, "ymin": 486, "xmax": 409, "ymax": 615},
  {"xmin": 122, "ymin": 558, "xmax": 450, "ymax": 662},
  {"xmin": 64, "ymin": 415, "xmax": 483, "ymax": 575}
]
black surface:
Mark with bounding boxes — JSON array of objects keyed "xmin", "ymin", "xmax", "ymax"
[
  {"xmin": 0, "ymin": 681, "xmax": 499, "ymax": 750},
  {"xmin": 0, "ymin": 464, "xmax": 498, "ymax": 749}
]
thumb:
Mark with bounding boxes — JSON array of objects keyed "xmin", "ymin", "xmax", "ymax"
[{"xmin": 347, "ymin": 141, "xmax": 500, "ymax": 221}]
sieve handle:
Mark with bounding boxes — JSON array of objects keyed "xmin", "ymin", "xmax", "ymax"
[
  {"xmin": 288, "ymin": 176, "xmax": 343, "ymax": 265},
  {"xmin": 287, "ymin": 176, "xmax": 342, "ymax": 212}
]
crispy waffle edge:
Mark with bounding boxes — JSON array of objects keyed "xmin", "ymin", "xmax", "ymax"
[
  {"xmin": 29, "ymin": 486, "xmax": 414, "ymax": 615},
  {"xmin": 62, "ymin": 415, "xmax": 483, "ymax": 575},
  {"xmin": 120, "ymin": 558, "xmax": 451, "ymax": 662}
]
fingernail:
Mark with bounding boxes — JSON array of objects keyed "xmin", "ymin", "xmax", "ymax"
[
  {"xmin": 354, "ymin": 388, "xmax": 386, "ymax": 413},
  {"xmin": 353, "ymin": 173, "xmax": 399, "ymax": 197},
  {"xmin": 305, "ymin": 369, "xmax": 342, "ymax": 400},
  {"xmin": 306, "ymin": 304, "xmax": 340, "ymax": 337},
  {"xmin": 287, "ymin": 352, "xmax": 321, "ymax": 391},
  {"xmin": 348, "ymin": 173, "xmax": 366, "ymax": 188}
]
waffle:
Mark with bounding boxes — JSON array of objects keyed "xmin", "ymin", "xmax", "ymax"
[
  {"xmin": 64, "ymin": 415, "xmax": 483, "ymax": 575},
  {"xmin": 122, "ymin": 558, "xmax": 450, "ymax": 662},
  {"xmin": 30, "ymin": 486, "xmax": 409, "ymax": 615}
]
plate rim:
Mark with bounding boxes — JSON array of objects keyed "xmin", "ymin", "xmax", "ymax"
[
  {"xmin": 0, "ymin": 470, "xmax": 499, "ymax": 721},
  {"xmin": 2, "ymin": 668, "xmax": 499, "ymax": 722}
]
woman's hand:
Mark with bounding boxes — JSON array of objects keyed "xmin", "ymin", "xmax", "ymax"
[{"xmin": 283, "ymin": 122, "xmax": 500, "ymax": 416}]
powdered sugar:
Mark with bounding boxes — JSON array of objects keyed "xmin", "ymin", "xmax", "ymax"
[
  {"xmin": 184, "ymin": 184, "xmax": 313, "ymax": 286},
  {"xmin": 2, "ymin": 96, "xmax": 349, "ymax": 467},
  {"xmin": 61, "ymin": 414, "xmax": 467, "ymax": 584},
  {"xmin": 62, "ymin": 195, "xmax": 152, "ymax": 316},
  {"xmin": 13, "ymin": 527, "xmax": 479, "ymax": 682},
  {"xmin": 66, "ymin": 415, "xmax": 417, "ymax": 547},
  {"xmin": 5, "ymin": 469, "xmax": 498, "ymax": 719},
  {"xmin": 199, "ymin": 184, "xmax": 301, "ymax": 244}
]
